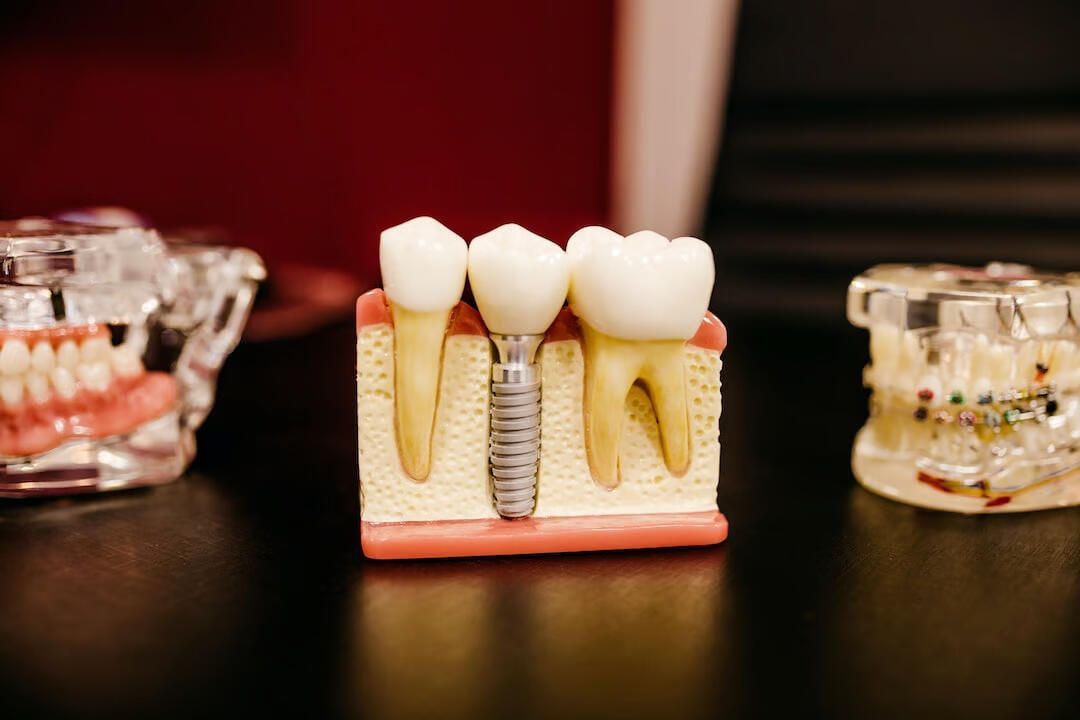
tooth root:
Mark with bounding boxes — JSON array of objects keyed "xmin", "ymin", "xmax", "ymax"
[
  {"xmin": 390, "ymin": 302, "xmax": 451, "ymax": 481},
  {"xmin": 640, "ymin": 343, "xmax": 691, "ymax": 476},
  {"xmin": 580, "ymin": 324, "xmax": 694, "ymax": 487},
  {"xmin": 581, "ymin": 325, "xmax": 640, "ymax": 489}
]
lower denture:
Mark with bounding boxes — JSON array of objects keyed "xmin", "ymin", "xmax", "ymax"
[{"xmin": 0, "ymin": 372, "xmax": 178, "ymax": 458}]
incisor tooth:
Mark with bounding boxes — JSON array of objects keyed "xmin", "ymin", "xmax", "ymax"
[
  {"xmin": 379, "ymin": 217, "xmax": 468, "ymax": 481},
  {"xmin": 51, "ymin": 367, "xmax": 77, "ymax": 399},
  {"xmin": 31, "ymin": 342, "xmax": 55, "ymax": 374},
  {"xmin": 78, "ymin": 362, "xmax": 112, "ymax": 393},
  {"xmin": 580, "ymin": 323, "xmax": 690, "ymax": 488},
  {"xmin": 57, "ymin": 340, "xmax": 79, "ymax": 370},
  {"xmin": 0, "ymin": 376, "xmax": 23, "ymax": 406},
  {"xmin": 0, "ymin": 340, "xmax": 31, "ymax": 375},
  {"xmin": 81, "ymin": 336, "xmax": 112, "ymax": 364},
  {"xmin": 25, "ymin": 372, "xmax": 50, "ymax": 404},
  {"xmin": 112, "ymin": 345, "xmax": 143, "ymax": 378}
]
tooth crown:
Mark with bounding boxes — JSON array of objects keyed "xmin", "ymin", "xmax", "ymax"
[
  {"xmin": 380, "ymin": 216, "xmax": 468, "ymax": 313},
  {"xmin": 467, "ymin": 223, "xmax": 569, "ymax": 335},
  {"xmin": 567, "ymin": 227, "xmax": 714, "ymax": 341}
]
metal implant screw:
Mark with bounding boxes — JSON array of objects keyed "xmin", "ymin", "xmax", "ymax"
[{"xmin": 489, "ymin": 334, "xmax": 543, "ymax": 518}]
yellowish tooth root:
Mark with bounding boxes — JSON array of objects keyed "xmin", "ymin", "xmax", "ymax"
[
  {"xmin": 580, "ymin": 323, "xmax": 691, "ymax": 489},
  {"xmin": 390, "ymin": 302, "xmax": 452, "ymax": 481}
]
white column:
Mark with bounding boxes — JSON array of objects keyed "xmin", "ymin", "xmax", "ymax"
[{"xmin": 612, "ymin": 0, "xmax": 741, "ymax": 238}]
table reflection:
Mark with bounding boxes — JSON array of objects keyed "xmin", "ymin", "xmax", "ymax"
[{"xmin": 352, "ymin": 548, "xmax": 738, "ymax": 719}]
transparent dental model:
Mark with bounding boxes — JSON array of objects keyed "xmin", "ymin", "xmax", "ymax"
[
  {"xmin": 358, "ymin": 218, "xmax": 727, "ymax": 559},
  {"xmin": 848, "ymin": 262, "xmax": 1080, "ymax": 512},
  {"xmin": 0, "ymin": 218, "xmax": 264, "ymax": 497}
]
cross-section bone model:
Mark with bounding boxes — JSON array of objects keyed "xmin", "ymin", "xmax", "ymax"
[{"xmin": 358, "ymin": 217, "xmax": 727, "ymax": 558}]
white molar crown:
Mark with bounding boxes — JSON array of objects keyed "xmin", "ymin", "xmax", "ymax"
[
  {"xmin": 0, "ymin": 336, "xmax": 144, "ymax": 407},
  {"xmin": 467, "ymin": 223, "xmax": 569, "ymax": 335},
  {"xmin": 566, "ymin": 227, "xmax": 715, "ymax": 340},
  {"xmin": 379, "ymin": 216, "xmax": 468, "ymax": 312}
]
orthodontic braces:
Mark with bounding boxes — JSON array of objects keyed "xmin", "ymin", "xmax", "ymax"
[{"xmin": 873, "ymin": 382, "xmax": 1060, "ymax": 428}]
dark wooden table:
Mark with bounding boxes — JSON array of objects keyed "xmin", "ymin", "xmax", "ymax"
[{"xmin": 1, "ymin": 316, "xmax": 1077, "ymax": 720}]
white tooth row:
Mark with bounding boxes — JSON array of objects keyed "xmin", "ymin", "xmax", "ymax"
[
  {"xmin": 380, "ymin": 217, "xmax": 714, "ymax": 342},
  {"xmin": 0, "ymin": 337, "xmax": 143, "ymax": 407},
  {"xmin": 867, "ymin": 325, "xmax": 1080, "ymax": 400}
]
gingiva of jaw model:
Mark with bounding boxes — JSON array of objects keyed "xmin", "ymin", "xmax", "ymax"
[{"xmin": 357, "ymin": 217, "xmax": 727, "ymax": 559}]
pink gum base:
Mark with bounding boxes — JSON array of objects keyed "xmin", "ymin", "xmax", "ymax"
[
  {"xmin": 361, "ymin": 511, "xmax": 728, "ymax": 560},
  {"xmin": 355, "ymin": 289, "xmax": 728, "ymax": 353}
]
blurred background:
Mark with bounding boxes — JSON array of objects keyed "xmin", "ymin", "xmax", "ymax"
[
  {"xmin": 4, "ymin": 0, "xmax": 1079, "ymax": 325},
  {"xmin": 2, "ymin": 6, "xmax": 1079, "ymax": 718}
]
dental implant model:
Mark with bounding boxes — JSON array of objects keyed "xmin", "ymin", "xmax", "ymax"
[
  {"xmin": 0, "ymin": 218, "xmax": 263, "ymax": 497},
  {"xmin": 468, "ymin": 224, "xmax": 569, "ymax": 518},
  {"xmin": 357, "ymin": 217, "xmax": 727, "ymax": 559},
  {"xmin": 848, "ymin": 263, "xmax": 1080, "ymax": 513}
]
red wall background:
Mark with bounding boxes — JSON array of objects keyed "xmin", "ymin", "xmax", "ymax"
[{"xmin": 0, "ymin": 1, "xmax": 613, "ymax": 284}]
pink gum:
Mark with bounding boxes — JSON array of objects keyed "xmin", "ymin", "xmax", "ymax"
[
  {"xmin": 361, "ymin": 511, "xmax": 728, "ymax": 559},
  {"xmin": 355, "ymin": 289, "xmax": 727, "ymax": 353},
  {"xmin": 544, "ymin": 306, "xmax": 726, "ymax": 352},
  {"xmin": 355, "ymin": 289, "xmax": 486, "ymax": 337},
  {"xmin": 0, "ymin": 324, "xmax": 108, "ymax": 347}
]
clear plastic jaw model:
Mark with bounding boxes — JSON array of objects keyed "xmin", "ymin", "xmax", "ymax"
[
  {"xmin": 0, "ymin": 219, "xmax": 264, "ymax": 497},
  {"xmin": 357, "ymin": 217, "xmax": 727, "ymax": 559},
  {"xmin": 848, "ymin": 262, "xmax": 1080, "ymax": 513}
]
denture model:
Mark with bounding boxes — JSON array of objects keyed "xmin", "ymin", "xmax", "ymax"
[
  {"xmin": 0, "ymin": 219, "xmax": 264, "ymax": 497},
  {"xmin": 849, "ymin": 262, "xmax": 1080, "ymax": 513},
  {"xmin": 357, "ymin": 217, "xmax": 727, "ymax": 559}
]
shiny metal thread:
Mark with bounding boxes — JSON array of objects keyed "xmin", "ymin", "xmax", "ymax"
[{"xmin": 489, "ymin": 334, "xmax": 543, "ymax": 518}]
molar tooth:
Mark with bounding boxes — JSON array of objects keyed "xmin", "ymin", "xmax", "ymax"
[
  {"xmin": 0, "ymin": 339, "xmax": 31, "ymax": 375},
  {"xmin": 25, "ymin": 372, "xmax": 50, "ymax": 404},
  {"xmin": 80, "ymin": 336, "xmax": 112, "ymax": 364},
  {"xmin": 57, "ymin": 340, "xmax": 80, "ymax": 370},
  {"xmin": 379, "ymin": 216, "xmax": 468, "ymax": 480},
  {"xmin": 0, "ymin": 376, "xmax": 23, "ymax": 406},
  {"xmin": 566, "ymin": 227, "xmax": 713, "ymax": 487},
  {"xmin": 31, "ymin": 341, "xmax": 56, "ymax": 374},
  {"xmin": 567, "ymin": 228, "xmax": 713, "ymax": 340},
  {"xmin": 51, "ymin": 367, "xmax": 77, "ymax": 400},
  {"xmin": 111, "ymin": 346, "xmax": 144, "ymax": 378},
  {"xmin": 78, "ymin": 362, "xmax": 112, "ymax": 393}
]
